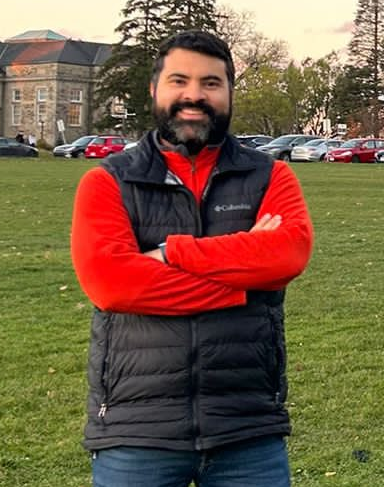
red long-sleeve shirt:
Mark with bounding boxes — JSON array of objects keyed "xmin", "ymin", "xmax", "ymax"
[{"xmin": 71, "ymin": 148, "xmax": 313, "ymax": 315}]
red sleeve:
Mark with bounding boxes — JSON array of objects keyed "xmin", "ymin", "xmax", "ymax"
[
  {"xmin": 71, "ymin": 167, "xmax": 245, "ymax": 315},
  {"xmin": 166, "ymin": 161, "xmax": 314, "ymax": 290}
]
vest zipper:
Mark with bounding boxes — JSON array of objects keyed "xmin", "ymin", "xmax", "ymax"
[
  {"xmin": 97, "ymin": 314, "xmax": 114, "ymax": 422},
  {"xmin": 176, "ymin": 186, "xmax": 203, "ymax": 236},
  {"xmin": 201, "ymin": 167, "xmax": 219, "ymax": 202},
  {"xmin": 190, "ymin": 319, "xmax": 202, "ymax": 450},
  {"xmin": 98, "ymin": 402, "xmax": 107, "ymax": 418},
  {"xmin": 269, "ymin": 308, "xmax": 283, "ymax": 404}
]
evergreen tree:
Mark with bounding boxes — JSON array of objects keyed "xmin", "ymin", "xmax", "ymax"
[
  {"xmin": 329, "ymin": 64, "xmax": 376, "ymax": 137},
  {"xmin": 164, "ymin": 0, "xmax": 217, "ymax": 34},
  {"xmin": 94, "ymin": 0, "xmax": 219, "ymax": 136},
  {"xmin": 95, "ymin": 0, "xmax": 169, "ymax": 136},
  {"xmin": 348, "ymin": 0, "xmax": 384, "ymax": 136}
]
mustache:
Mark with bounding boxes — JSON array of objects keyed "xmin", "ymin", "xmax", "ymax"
[{"xmin": 169, "ymin": 100, "xmax": 216, "ymax": 119}]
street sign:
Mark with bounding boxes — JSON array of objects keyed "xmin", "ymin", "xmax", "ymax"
[
  {"xmin": 56, "ymin": 119, "xmax": 66, "ymax": 143},
  {"xmin": 57, "ymin": 119, "xmax": 65, "ymax": 132},
  {"xmin": 336, "ymin": 123, "xmax": 347, "ymax": 135}
]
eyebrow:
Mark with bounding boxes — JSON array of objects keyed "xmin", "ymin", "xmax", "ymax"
[{"xmin": 167, "ymin": 73, "xmax": 224, "ymax": 83}]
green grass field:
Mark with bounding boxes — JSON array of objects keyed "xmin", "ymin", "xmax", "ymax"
[{"xmin": 1, "ymin": 154, "xmax": 383, "ymax": 486}]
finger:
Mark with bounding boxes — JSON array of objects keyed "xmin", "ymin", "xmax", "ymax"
[
  {"xmin": 265, "ymin": 215, "xmax": 282, "ymax": 230},
  {"xmin": 251, "ymin": 214, "xmax": 282, "ymax": 232},
  {"xmin": 251, "ymin": 213, "xmax": 272, "ymax": 231}
]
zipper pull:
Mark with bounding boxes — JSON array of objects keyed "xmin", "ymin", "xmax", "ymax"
[
  {"xmin": 98, "ymin": 403, "xmax": 107, "ymax": 418},
  {"xmin": 275, "ymin": 392, "xmax": 281, "ymax": 405}
]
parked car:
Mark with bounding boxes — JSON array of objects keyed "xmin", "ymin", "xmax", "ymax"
[
  {"xmin": 84, "ymin": 136, "xmax": 129, "ymax": 158},
  {"xmin": 374, "ymin": 148, "xmax": 384, "ymax": 163},
  {"xmin": 257, "ymin": 134, "xmax": 321, "ymax": 161},
  {"xmin": 290, "ymin": 138, "xmax": 344, "ymax": 162},
  {"xmin": 0, "ymin": 137, "xmax": 39, "ymax": 157},
  {"xmin": 53, "ymin": 135, "xmax": 97, "ymax": 158},
  {"xmin": 326, "ymin": 138, "xmax": 384, "ymax": 163},
  {"xmin": 123, "ymin": 141, "xmax": 138, "ymax": 151},
  {"xmin": 236, "ymin": 134, "xmax": 274, "ymax": 148}
]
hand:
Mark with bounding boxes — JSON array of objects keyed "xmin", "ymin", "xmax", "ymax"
[
  {"xmin": 144, "ymin": 248, "xmax": 164, "ymax": 262},
  {"xmin": 250, "ymin": 213, "xmax": 282, "ymax": 232}
]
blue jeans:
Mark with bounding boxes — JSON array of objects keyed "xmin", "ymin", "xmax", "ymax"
[{"xmin": 92, "ymin": 435, "xmax": 290, "ymax": 487}]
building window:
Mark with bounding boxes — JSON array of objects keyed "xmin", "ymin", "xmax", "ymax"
[
  {"xmin": 12, "ymin": 89, "xmax": 21, "ymax": 102},
  {"xmin": 68, "ymin": 89, "xmax": 82, "ymax": 126},
  {"xmin": 70, "ymin": 89, "xmax": 82, "ymax": 102},
  {"xmin": 37, "ymin": 87, "xmax": 48, "ymax": 102},
  {"xmin": 12, "ymin": 104, "xmax": 21, "ymax": 125},
  {"xmin": 37, "ymin": 102, "xmax": 46, "ymax": 122},
  {"xmin": 68, "ymin": 104, "xmax": 82, "ymax": 126}
]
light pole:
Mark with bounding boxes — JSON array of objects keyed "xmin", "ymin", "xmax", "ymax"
[
  {"xmin": 378, "ymin": 95, "xmax": 384, "ymax": 137},
  {"xmin": 39, "ymin": 118, "xmax": 45, "ymax": 141}
]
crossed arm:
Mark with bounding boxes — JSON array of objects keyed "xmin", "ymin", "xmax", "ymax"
[{"xmin": 71, "ymin": 162, "xmax": 313, "ymax": 315}]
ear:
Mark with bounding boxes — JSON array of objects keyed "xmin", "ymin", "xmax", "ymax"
[{"xmin": 150, "ymin": 82, "xmax": 155, "ymax": 98}]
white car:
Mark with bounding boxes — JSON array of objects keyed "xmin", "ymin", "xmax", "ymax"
[
  {"xmin": 290, "ymin": 139, "xmax": 344, "ymax": 162},
  {"xmin": 374, "ymin": 149, "xmax": 384, "ymax": 162},
  {"xmin": 123, "ymin": 141, "xmax": 138, "ymax": 151}
]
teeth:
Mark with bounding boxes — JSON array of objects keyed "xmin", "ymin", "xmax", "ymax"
[{"xmin": 181, "ymin": 109, "xmax": 203, "ymax": 115}]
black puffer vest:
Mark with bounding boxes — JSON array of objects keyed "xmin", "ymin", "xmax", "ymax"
[{"xmin": 84, "ymin": 133, "xmax": 290, "ymax": 452}]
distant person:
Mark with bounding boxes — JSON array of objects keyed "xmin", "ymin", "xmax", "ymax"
[
  {"xmin": 28, "ymin": 133, "xmax": 37, "ymax": 147},
  {"xmin": 71, "ymin": 30, "xmax": 314, "ymax": 487},
  {"xmin": 15, "ymin": 131, "xmax": 25, "ymax": 144}
]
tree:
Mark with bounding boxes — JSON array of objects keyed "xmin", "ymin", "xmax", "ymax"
[
  {"xmin": 95, "ymin": 0, "xmax": 220, "ymax": 136},
  {"xmin": 95, "ymin": 0, "xmax": 169, "ymax": 135},
  {"xmin": 232, "ymin": 65, "xmax": 292, "ymax": 136},
  {"xmin": 216, "ymin": 4, "xmax": 288, "ymax": 84},
  {"xmin": 164, "ymin": 0, "xmax": 217, "ymax": 33},
  {"xmin": 299, "ymin": 54, "xmax": 341, "ymax": 135},
  {"xmin": 348, "ymin": 0, "xmax": 384, "ymax": 136},
  {"xmin": 282, "ymin": 62, "xmax": 306, "ymax": 133},
  {"xmin": 329, "ymin": 64, "xmax": 377, "ymax": 137}
]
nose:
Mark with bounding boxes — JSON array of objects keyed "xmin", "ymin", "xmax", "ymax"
[{"xmin": 182, "ymin": 81, "xmax": 206, "ymax": 102}]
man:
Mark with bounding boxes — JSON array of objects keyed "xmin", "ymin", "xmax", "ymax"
[
  {"xmin": 71, "ymin": 30, "xmax": 313, "ymax": 487},
  {"xmin": 28, "ymin": 133, "xmax": 37, "ymax": 147},
  {"xmin": 15, "ymin": 131, "xmax": 25, "ymax": 144}
]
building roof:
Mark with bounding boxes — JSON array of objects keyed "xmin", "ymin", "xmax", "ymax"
[
  {"xmin": 5, "ymin": 30, "xmax": 68, "ymax": 42},
  {"xmin": 0, "ymin": 38, "xmax": 112, "ymax": 67}
]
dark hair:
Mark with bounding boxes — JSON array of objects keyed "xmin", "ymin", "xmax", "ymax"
[{"xmin": 152, "ymin": 30, "xmax": 235, "ymax": 88}]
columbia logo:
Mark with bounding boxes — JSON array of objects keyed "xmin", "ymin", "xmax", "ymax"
[{"xmin": 214, "ymin": 203, "xmax": 252, "ymax": 212}]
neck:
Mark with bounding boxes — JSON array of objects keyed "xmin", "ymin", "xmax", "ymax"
[{"xmin": 158, "ymin": 134, "xmax": 202, "ymax": 162}]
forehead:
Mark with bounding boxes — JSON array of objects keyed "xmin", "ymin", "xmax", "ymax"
[{"xmin": 160, "ymin": 48, "xmax": 227, "ymax": 79}]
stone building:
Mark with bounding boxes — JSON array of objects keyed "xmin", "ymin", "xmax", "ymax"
[{"xmin": 0, "ymin": 30, "xmax": 112, "ymax": 146}]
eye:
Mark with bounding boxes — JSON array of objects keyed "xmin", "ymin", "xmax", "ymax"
[
  {"xmin": 204, "ymin": 80, "xmax": 221, "ymax": 88},
  {"xmin": 170, "ymin": 78, "xmax": 186, "ymax": 86}
]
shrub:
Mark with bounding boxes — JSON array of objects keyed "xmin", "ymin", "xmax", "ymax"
[{"xmin": 36, "ymin": 138, "xmax": 53, "ymax": 150}]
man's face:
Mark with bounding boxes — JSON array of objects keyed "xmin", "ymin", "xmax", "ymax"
[{"xmin": 151, "ymin": 48, "xmax": 232, "ymax": 154}]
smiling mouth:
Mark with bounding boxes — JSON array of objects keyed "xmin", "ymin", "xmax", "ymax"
[{"xmin": 177, "ymin": 109, "xmax": 207, "ymax": 120}]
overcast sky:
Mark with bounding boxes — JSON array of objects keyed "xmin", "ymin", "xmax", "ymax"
[{"xmin": 1, "ymin": 0, "xmax": 356, "ymax": 62}]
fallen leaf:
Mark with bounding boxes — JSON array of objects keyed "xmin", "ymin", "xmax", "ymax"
[{"xmin": 325, "ymin": 471, "xmax": 336, "ymax": 477}]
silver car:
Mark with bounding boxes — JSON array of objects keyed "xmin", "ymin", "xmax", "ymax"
[
  {"xmin": 53, "ymin": 135, "xmax": 97, "ymax": 158},
  {"xmin": 290, "ymin": 139, "xmax": 344, "ymax": 162}
]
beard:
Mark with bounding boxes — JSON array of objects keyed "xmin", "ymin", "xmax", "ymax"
[{"xmin": 153, "ymin": 99, "xmax": 231, "ymax": 156}]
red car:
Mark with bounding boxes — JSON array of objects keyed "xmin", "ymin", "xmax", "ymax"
[
  {"xmin": 84, "ymin": 136, "xmax": 128, "ymax": 158},
  {"xmin": 326, "ymin": 138, "xmax": 384, "ymax": 163}
]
